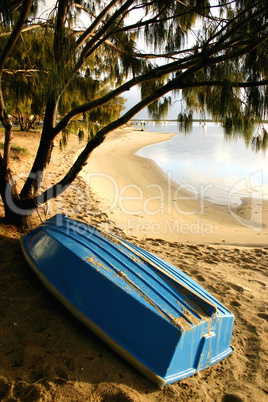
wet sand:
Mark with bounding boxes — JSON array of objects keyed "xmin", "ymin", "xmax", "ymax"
[{"xmin": 82, "ymin": 126, "xmax": 268, "ymax": 245}]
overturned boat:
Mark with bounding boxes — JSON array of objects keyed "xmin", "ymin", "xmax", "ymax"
[{"xmin": 20, "ymin": 214, "xmax": 234, "ymax": 388}]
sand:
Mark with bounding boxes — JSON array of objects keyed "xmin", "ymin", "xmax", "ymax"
[
  {"xmin": 0, "ymin": 128, "xmax": 267, "ymax": 401},
  {"xmin": 82, "ymin": 126, "xmax": 268, "ymax": 246}
]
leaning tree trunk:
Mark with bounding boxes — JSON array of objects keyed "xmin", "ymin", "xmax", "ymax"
[
  {"xmin": 0, "ymin": 124, "xmax": 27, "ymax": 227},
  {"xmin": 20, "ymin": 96, "xmax": 57, "ymax": 200},
  {"xmin": 0, "ymin": 165, "xmax": 24, "ymax": 227},
  {"xmin": 0, "ymin": 100, "xmax": 15, "ymax": 219},
  {"xmin": 0, "ymin": 0, "xmax": 34, "ymax": 227},
  {"xmin": 0, "ymin": 156, "xmax": 38, "ymax": 229},
  {"xmin": 18, "ymin": 112, "xmax": 26, "ymax": 131},
  {"xmin": 0, "ymin": 95, "xmax": 34, "ymax": 227}
]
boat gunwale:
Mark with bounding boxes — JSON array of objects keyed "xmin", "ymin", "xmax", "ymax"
[
  {"xmin": 20, "ymin": 215, "xmax": 234, "ymax": 388},
  {"xmin": 20, "ymin": 234, "xmax": 169, "ymax": 388},
  {"xmin": 43, "ymin": 216, "xmax": 219, "ymax": 320},
  {"xmin": 44, "ymin": 224, "xmax": 208, "ymax": 326},
  {"xmin": 23, "ymin": 226, "xmax": 196, "ymax": 330}
]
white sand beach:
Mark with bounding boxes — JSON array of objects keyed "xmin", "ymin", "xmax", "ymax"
[{"xmin": 82, "ymin": 125, "xmax": 268, "ymax": 245}]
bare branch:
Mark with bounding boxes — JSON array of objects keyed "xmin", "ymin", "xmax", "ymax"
[
  {"xmin": 79, "ymin": 0, "xmax": 135, "ymax": 63},
  {"xmin": 53, "ymin": 24, "xmax": 268, "ymax": 137},
  {"xmin": 2, "ymin": 68, "xmax": 41, "ymax": 75},
  {"xmin": 0, "ymin": 23, "xmax": 49, "ymax": 37},
  {"xmin": 179, "ymin": 79, "xmax": 268, "ymax": 89},
  {"xmin": 67, "ymin": 2, "xmax": 97, "ymax": 17},
  {"xmin": 203, "ymin": 1, "xmax": 268, "ymax": 55},
  {"xmin": 76, "ymin": 0, "xmax": 119, "ymax": 49}
]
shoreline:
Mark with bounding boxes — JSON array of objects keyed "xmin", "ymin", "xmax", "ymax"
[
  {"xmin": 0, "ymin": 129, "xmax": 267, "ymax": 401},
  {"xmin": 81, "ymin": 126, "xmax": 268, "ymax": 245}
]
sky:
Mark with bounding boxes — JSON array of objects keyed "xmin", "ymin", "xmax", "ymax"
[
  {"xmin": 39, "ymin": 0, "xmax": 183, "ymax": 120},
  {"xmin": 123, "ymin": 87, "xmax": 182, "ymax": 120}
]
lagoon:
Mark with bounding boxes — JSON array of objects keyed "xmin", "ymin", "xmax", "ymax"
[{"xmin": 136, "ymin": 122, "xmax": 268, "ymax": 206}]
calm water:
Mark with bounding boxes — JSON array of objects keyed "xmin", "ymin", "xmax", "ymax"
[{"xmin": 136, "ymin": 122, "xmax": 268, "ymax": 206}]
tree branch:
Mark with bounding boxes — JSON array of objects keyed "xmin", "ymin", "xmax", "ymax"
[
  {"xmin": 0, "ymin": 23, "xmax": 50, "ymax": 37},
  {"xmin": 54, "ymin": 26, "xmax": 268, "ymax": 138},
  {"xmin": 76, "ymin": 0, "xmax": 118, "ymax": 48},
  {"xmin": 203, "ymin": 1, "xmax": 268, "ymax": 57},
  {"xmin": 0, "ymin": 0, "xmax": 33, "ymax": 171},
  {"xmin": 17, "ymin": 0, "xmax": 268, "ymax": 211},
  {"xmin": 53, "ymin": 54, "xmax": 203, "ymax": 136},
  {"xmin": 0, "ymin": 0, "xmax": 33, "ymax": 72},
  {"xmin": 79, "ymin": 0, "xmax": 135, "ymax": 63},
  {"xmin": 179, "ymin": 79, "xmax": 268, "ymax": 89},
  {"xmin": 2, "ymin": 68, "xmax": 41, "ymax": 75}
]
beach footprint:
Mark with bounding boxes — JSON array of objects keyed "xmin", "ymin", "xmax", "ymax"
[
  {"xmin": 101, "ymin": 391, "xmax": 133, "ymax": 401},
  {"xmin": 221, "ymin": 394, "xmax": 243, "ymax": 402},
  {"xmin": 195, "ymin": 274, "xmax": 206, "ymax": 282},
  {"xmin": 230, "ymin": 300, "xmax": 241, "ymax": 307},
  {"xmin": 257, "ymin": 313, "xmax": 268, "ymax": 322}
]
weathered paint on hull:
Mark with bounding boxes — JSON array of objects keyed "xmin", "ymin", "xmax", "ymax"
[{"xmin": 20, "ymin": 214, "xmax": 234, "ymax": 387}]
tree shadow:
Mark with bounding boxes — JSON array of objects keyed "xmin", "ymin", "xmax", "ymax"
[{"xmin": 0, "ymin": 233, "xmax": 158, "ymax": 401}]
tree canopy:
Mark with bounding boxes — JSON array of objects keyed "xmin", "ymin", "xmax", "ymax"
[{"xmin": 0, "ymin": 0, "xmax": 267, "ymax": 224}]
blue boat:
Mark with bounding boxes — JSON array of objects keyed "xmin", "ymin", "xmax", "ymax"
[{"xmin": 20, "ymin": 214, "xmax": 234, "ymax": 388}]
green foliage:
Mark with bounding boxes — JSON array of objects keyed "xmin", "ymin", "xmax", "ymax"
[
  {"xmin": 147, "ymin": 96, "xmax": 171, "ymax": 120},
  {"xmin": 59, "ymin": 128, "xmax": 69, "ymax": 151},
  {"xmin": 252, "ymin": 128, "xmax": 268, "ymax": 153},
  {"xmin": 1, "ymin": 23, "xmax": 126, "ymax": 129},
  {"xmin": 0, "ymin": 142, "xmax": 29, "ymax": 155},
  {"xmin": 0, "ymin": 0, "xmax": 13, "ymax": 27},
  {"xmin": 1, "ymin": 27, "xmax": 51, "ymax": 121},
  {"xmin": 78, "ymin": 128, "xmax": 84, "ymax": 142},
  {"xmin": 0, "ymin": 0, "xmax": 267, "ymax": 223},
  {"xmin": 177, "ymin": 111, "xmax": 193, "ymax": 133},
  {"xmin": 1, "ymin": 0, "xmax": 267, "ymax": 149}
]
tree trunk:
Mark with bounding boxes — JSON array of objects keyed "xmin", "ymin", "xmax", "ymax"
[
  {"xmin": 20, "ymin": 94, "xmax": 58, "ymax": 199},
  {"xmin": 0, "ymin": 159, "xmax": 28, "ymax": 227},
  {"xmin": 0, "ymin": 95, "xmax": 32, "ymax": 227},
  {"xmin": 18, "ymin": 112, "xmax": 26, "ymax": 131},
  {"xmin": 26, "ymin": 116, "xmax": 37, "ymax": 131},
  {"xmin": 19, "ymin": 134, "xmax": 54, "ymax": 200},
  {"xmin": 0, "ymin": 0, "xmax": 40, "ymax": 227}
]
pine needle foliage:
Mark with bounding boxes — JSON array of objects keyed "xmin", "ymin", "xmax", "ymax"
[{"xmin": 0, "ymin": 0, "xmax": 267, "ymax": 223}]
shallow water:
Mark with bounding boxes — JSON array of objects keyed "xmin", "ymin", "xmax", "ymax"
[{"xmin": 136, "ymin": 122, "xmax": 268, "ymax": 206}]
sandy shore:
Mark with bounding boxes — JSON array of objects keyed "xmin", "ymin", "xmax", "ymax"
[
  {"xmin": 82, "ymin": 125, "xmax": 268, "ymax": 246},
  {"xmin": 0, "ymin": 128, "xmax": 267, "ymax": 401}
]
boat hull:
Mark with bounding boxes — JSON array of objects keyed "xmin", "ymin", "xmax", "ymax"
[{"xmin": 21, "ymin": 214, "xmax": 234, "ymax": 388}]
